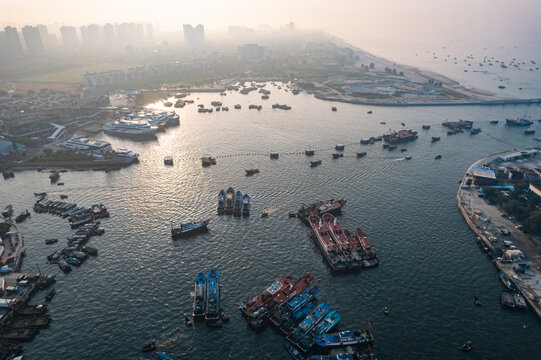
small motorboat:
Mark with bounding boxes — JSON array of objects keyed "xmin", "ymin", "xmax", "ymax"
[
  {"xmin": 288, "ymin": 213, "xmax": 297, "ymax": 218},
  {"xmin": 383, "ymin": 307, "xmax": 389, "ymax": 315},
  {"xmin": 400, "ymin": 148, "xmax": 407, "ymax": 152},
  {"xmin": 60, "ymin": 194, "xmax": 68, "ymax": 199},
  {"xmin": 367, "ymin": 110, "xmax": 373, "ymax": 114},
  {"xmin": 332, "ymin": 153, "xmax": 343, "ymax": 159},
  {"xmin": 405, "ymin": 156, "xmax": 412, "ymax": 160},
  {"xmin": 142, "ymin": 341, "xmax": 157, "ymax": 352},
  {"xmin": 260, "ymin": 212, "xmax": 269, "ymax": 218},
  {"xmin": 401, "ymin": 122, "xmax": 405, "ymax": 126},
  {"xmin": 15, "ymin": 210, "xmax": 30, "ymax": 223},
  {"xmin": 435, "ymin": 155, "xmax": 442, "ymax": 160},
  {"xmin": 461, "ymin": 341, "xmax": 473, "ymax": 352},
  {"xmin": 184, "ymin": 317, "xmax": 193, "ymax": 327},
  {"xmin": 431, "ymin": 137, "xmax": 441, "ymax": 142},
  {"xmin": 220, "ymin": 312, "xmax": 230, "ymax": 322},
  {"xmin": 310, "ymin": 160, "xmax": 322, "ymax": 167},
  {"xmin": 422, "ymin": 124, "xmax": 431, "ymax": 129},
  {"xmin": 473, "ymin": 296, "xmax": 481, "ymax": 306},
  {"xmin": 331, "ymin": 107, "xmax": 337, "ymax": 112},
  {"xmin": 45, "ymin": 289, "xmax": 56, "ymax": 301},
  {"xmin": 45, "ymin": 239, "xmax": 58, "ymax": 245},
  {"xmin": 356, "ymin": 152, "xmax": 367, "ymax": 158},
  {"xmin": 245, "ymin": 169, "xmax": 259, "ymax": 176}
]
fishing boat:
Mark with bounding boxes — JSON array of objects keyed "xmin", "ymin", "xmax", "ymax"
[
  {"xmin": 354, "ymin": 228, "xmax": 378, "ymax": 267},
  {"xmin": 500, "ymin": 291, "xmax": 515, "ymax": 308},
  {"xmin": 205, "ymin": 269, "xmax": 221, "ymax": 323},
  {"xmin": 422, "ymin": 124, "xmax": 431, "ymax": 129},
  {"xmin": 489, "ymin": 120, "xmax": 499, "ymax": 124},
  {"xmin": 45, "ymin": 289, "xmax": 56, "ymax": 301},
  {"xmin": 315, "ymin": 326, "xmax": 375, "ymax": 348},
  {"xmin": 240, "ymin": 276, "xmax": 293, "ymax": 320},
  {"xmin": 499, "ymin": 272, "xmax": 517, "ymax": 291},
  {"xmin": 331, "ymin": 107, "xmax": 337, "ymax": 112},
  {"xmin": 233, "ymin": 191, "xmax": 243, "ymax": 217},
  {"xmin": 58, "ymin": 260, "xmax": 71, "ymax": 273},
  {"xmin": 435, "ymin": 155, "xmax": 442, "ymax": 160},
  {"xmin": 193, "ymin": 272, "xmax": 207, "ymax": 318},
  {"xmin": 357, "ymin": 152, "xmax": 367, "ymax": 158},
  {"xmin": 524, "ymin": 130, "xmax": 536, "ymax": 135},
  {"xmin": 323, "ymin": 213, "xmax": 363, "ymax": 269},
  {"xmin": 2, "ymin": 205, "xmax": 13, "ymax": 218},
  {"xmin": 383, "ymin": 129, "xmax": 418, "ymax": 143},
  {"xmin": 68, "ymin": 212, "xmax": 93, "ymax": 228},
  {"xmin": 308, "ymin": 214, "xmax": 348, "ymax": 271},
  {"xmin": 431, "ymin": 136, "xmax": 441, "ymax": 142},
  {"xmin": 512, "ymin": 292, "xmax": 527, "ymax": 309},
  {"xmin": 225, "ymin": 187, "xmax": 235, "ymax": 214},
  {"xmin": 279, "ymin": 301, "xmax": 317, "ymax": 334},
  {"xmin": 14, "ymin": 210, "xmax": 30, "ymax": 223},
  {"xmin": 217, "ymin": 190, "xmax": 226, "ymax": 215},
  {"xmin": 332, "ymin": 153, "xmax": 343, "ymax": 159},
  {"xmin": 44, "ymin": 239, "xmax": 58, "ymax": 245},
  {"xmin": 298, "ymin": 311, "xmax": 341, "ymax": 352},
  {"xmin": 270, "ymin": 285, "xmax": 319, "ymax": 327},
  {"xmin": 287, "ymin": 303, "xmax": 329, "ymax": 343},
  {"xmin": 297, "ymin": 199, "xmax": 347, "ymax": 221},
  {"xmin": 49, "ymin": 172, "xmax": 60, "ymax": 183},
  {"xmin": 164, "ymin": 156, "xmax": 174, "ymax": 166},
  {"xmin": 245, "ymin": 169, "xmax": 259, "ymax": 176},
  {"xmin": 171, "ymin": 219, "xmax": 210, "ymax": 238},
  {"xmin": 506, "ymin": 118, "xmax": 533, "ymax": 126},
  {"xmin": 201, "ymin": 155, "xmax": 217, "ymax": 166},
  {"xmin": 285, "ymin": 343, "xmax": 304, "ymax": 360},
  {"xmin": 310, "ymin": 160, "xmax": 322, "ymax": 167},
  {"xmin": 242, "ymin": 194, "xmax": 250, "ymax": 217}
]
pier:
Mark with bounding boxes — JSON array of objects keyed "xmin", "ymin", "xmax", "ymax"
[{"xmin": 457, "ymin": 149, "xmax": 541, "ymax": 320}]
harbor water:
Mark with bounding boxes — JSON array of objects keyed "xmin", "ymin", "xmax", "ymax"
[{"xmin": 2, "ymin": 86, "xmax": 541, "ymax": 359}]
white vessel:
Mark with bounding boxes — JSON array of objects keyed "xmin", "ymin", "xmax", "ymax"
[
  {"xmin": 113, "ymin": 149, "xmax": 139, "ymax": 159},
  {"xmin": 103, "ymin": 119, "xmax": 158, "ymax": 136},
  {"xmin": 63, "ymin": 136, "xmax": 112, "ymax": 153}
]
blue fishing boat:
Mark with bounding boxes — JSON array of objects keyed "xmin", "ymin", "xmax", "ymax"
[
  {"xmin": 298, "ymin": 311, "xmax": 341, "ymax": 352},
  {"xmin": 217, "ymin": 190, "xmax": 226, "ymax": 214},
  {"xmin": 205, "ymin": 269, "xmax": 220, "ymax": 323},
  {"xmin": 280, "ymin": 301, "xmax": 317, "ymax": 334},
  {"xmin": 270, "ymin": 285, "xmax": 319, "ymax": 327},
  {"xmin": 233, "ymin": 191, "xmax": 243, "ymax": 216},
  {"xmin": 242, "ymin": 194, "xmax": 250, "ymax": 217},
  {"xmin": 287, "ymin": 303, "xmax": 329, "ymax": 343},
  {"xmin": 193, "ymin": 272, "xmax": 207, "ymax": 318},
  {"xmin": 171, "ymin": 219, "xmax": 210, "ymax": 238},
  {"xmin": 315, "ymin": 326, "xmax": 374, "ymax": 348},
  {"xmin": 285, "ymin": 343, "xmax": 304, "ymax": 360},
  {"xmin": 225, "ymin": 187, "xmax": 234, "ymax": 214}
]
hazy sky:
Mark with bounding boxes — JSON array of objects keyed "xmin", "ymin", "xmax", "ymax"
[{"xmin": 2, "ymin": 0, "xmax": 541, "ymax": 50}]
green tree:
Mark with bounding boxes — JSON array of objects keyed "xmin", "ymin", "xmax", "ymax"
[{"xmin": 524, "ymin": 211, "xmax": 541, "ymax": 235}]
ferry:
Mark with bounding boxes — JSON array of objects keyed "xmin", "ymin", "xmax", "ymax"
[
  {"xmin": 240, "ymin": 276, "xmax": 293, "ymax": 319},
  {"xmin": 63, "ymin": 136, "xmax": 112, "ymax": 153},
  {"xmin": 192, "ymin": 272, "xmax": 207, "ymax": 318},
  {"xmin": 170, "ymin": 219, "xmax": 210, "ymax": 238},
  {"xmin": 383, "ymin": 129, "xmax": 418, "ymax": 143},
  {"xmin": 308, "ymin": 214, "xmax": 348, "ymax": 271},
  {"xmin": 217, "ymin": 190, "xmax": 226, "ymax": 214},
  {"xmin": 315, "ymin": 326, "xmax": 375, "ymax": 348},
  {"xmin": 205, "ymin": 269, "xmax": 220, "ymax": 323},
  {"xmin": 102, "ymin": 119, "xmax": 158, "ymax": 136},
  {"xmin": 505, "ymin": 118, "xmax": 533, "ymax": 126}
]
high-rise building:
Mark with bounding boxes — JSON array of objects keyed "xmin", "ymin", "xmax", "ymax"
[
  {"xmin": 36, "ymin": 25, "xmax": 50, "ymax": 49},
  {"xmin": 4, "ymin": 26, "xmax": 23, "ymax": 58},
  {"xmin": 60, "ymin": 26, "xmax": 78, "ymax": 48},
  {"xmin": 80, "ymin": 24, "xmax": 101, "ymax": 47},
  {"xmin": 146, "ymin": 23, "xmax": 154, "ymax": 44},
  {"xmin": 183, "ymin": 24, "xmax": 204, "ymax": 48},
  {"xmin": 103, "ymin": 23, "xmax": 115, "ymax": 45},
  {"xmin": 0, "ymin": 31, "xmax": 8, "ymax": 62},
  {"xmin": 22, "ymin": 26, "xmax": 44, "ymax": 55},
  {"xmin": 237, "ymin": 44, "xmax": 266, "ymax": 62}
]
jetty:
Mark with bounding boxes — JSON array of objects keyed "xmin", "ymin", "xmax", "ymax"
[{"xmin": 457, "ymin": 149, "xmax": 541, "ymax": 320}]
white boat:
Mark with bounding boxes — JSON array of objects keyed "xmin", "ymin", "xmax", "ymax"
[
  {"xmin": 113, "ymin": 149, "xmax": 139, "ymax": 159},
  {"xmin": 103, "ymin": 119, "xmax": 158, "ymax": 136},
  {"xmin": 63, "ymin": 136, "xmax": 112, "ymax": 153}
]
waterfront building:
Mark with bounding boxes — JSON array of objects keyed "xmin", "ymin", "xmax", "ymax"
[
  {"xmin": 22, "ymin": 26, "xmax": 44, "ymax": 55},
  {"xmin": 63, "ymin": 136, "xmax": 112, "ymax": 153},
  {"xmin": 472, "ymin": 167, "xmax": 497, "ymax": 185},
  {"xmin": 183, "ymin": 24, "xmax": 204, "ymax": 48},
  {"xmin": 237, "ymin": 44, "xmax": 266, "ymax": 62}
]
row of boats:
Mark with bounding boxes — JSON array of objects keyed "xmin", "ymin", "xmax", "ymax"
[
  {"xmin": 308, "ymin": 213, "xmax": 377, "ymax": 271},
  {"xmin": 499, "ymin": 272, "xmax": 528, "ymax": 309},
  {"xmin": 2, "ymin": 206, "xmax": 30, "ymax": 223},
  {"xmin": 192, "ymin": 270, "xmax": 228, "ymax": 326},
  {"xmin": 239, "ymin": 274, "xmax": 375, "ymax": 357},
  {"xmin": 33, "ymin": 197, "xmax": 109, "ymax": 228},
  {"xmin": 217, "ymin": 188, "xmax": 250, "ymax": 216}
]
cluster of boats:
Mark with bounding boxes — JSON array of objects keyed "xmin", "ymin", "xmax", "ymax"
[
  {"xmin": 47, "ymin": 221, "xmax": 102, "ymax": 272},
  {"xmin": 33, "ymin": 196, "xmax": 109, "ymax": 228},
  {"xmin": 499, "ymin": 272, "xmax": 528, "ymax": 309},
  {"xmin": 308, "ymin": 213, "xmax": 378, "ymax": 271},
  {"xmin": 192, "ymin": 270, "xmax": 228, "ymax": 327},
  {"xmin": 217, "ymin": 188, "xmax": 250, "ymax": 216},
  {"xmin": 240, "ymin": 274, "xmax": 376, "ymax": 357},
  {"xmin": 103, "ymin": 111, "xmax": 179, "ymax": 137}
]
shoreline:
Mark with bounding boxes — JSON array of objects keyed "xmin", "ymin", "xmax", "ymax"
[
  {"xmin": 457, "ymin": 150, "xmax": 541, "ymax": 320},
  {"xmin": 313, "ymin": 94, "xmax": 541, "ymax": 107}
]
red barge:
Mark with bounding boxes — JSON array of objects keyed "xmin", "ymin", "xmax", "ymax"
[
  {"xmin": 322, "ymin": 213, "xmax": 364, "ymax": 269},
  {"xmin": 308, "ymin": 213, "xmax": 348, "ymax": 271}
]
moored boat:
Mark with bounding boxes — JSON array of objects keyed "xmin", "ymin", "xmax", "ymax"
[
  {"xmin": 193, "ymin": 272, "xmax": 207, "ymax": 318},
  {"xmin": 354, "ymin": 228, "xmax": 378, "ymax": 267},
  {"xmin": 500, "ymin": 291, "xmax": 515, "ymax": 308},
  {"xmin": 499, "ymin": 271, "xmax": 517, "ymax": 291},
  {"xmin": 171, "ymin": 219, "xmax": 210, "ymax": 238},
  {"xmin": 15, "ymin": 210, "xmax": 30, "ymax": 223},
  {"xmin": 242, "ymin": 194, "xmax": 250, "ymax": 217},
  {"xmin": 205, "ymin": 269, "xmax": 221, "ymax": 323},
  {"xmin": 245, "ymin": 169, "xmax": 259, "ymax": 176},
  {"xmin": 431, "ymin": 136, "xmax": 441, "ymax": 142},
  {"xmin": 217, "ymin": 190, "xmax": 226, "ymax": 214},
  {"xmin": 506, "ymin": 118, "xmax": 533, "ymax": 126},
  {"xmin": 357, "ymin": 152, "xmax": 367, "ymax": 158},
  {"xmin": 240, "ymin": 276, "xmax": 293, "ymax": 320},
  {"xmin": 225, "ymin": 187, "xmax": 235, "ymax": 214},
  {"xmin": 2, "ymin": 205, "xmax": 13, "ymax": 218},
  {"xmin": 233, "ymin": 191, "xmax": 243, "ymax": 216},
  {"xmin": 310, "ymin": 160, "xmax": 322, "ymax": 167},
  {"xmin": 287, "ymin": 303, "xmax": 329, "ymax": 343},
  {"xmin": 308, "ymin": 214, "xmax": 348, "ymax": 271},
  {"xmin": 315, "ymin": 325, "xmax": 374, "ymax": 348},
  {"xmin": 512, "ymin": 292, "xmax": 527, "ymax": 309},
  {"xmin": 270, "ymin": 285, "xmax": 319, "ymax": 327},
  {"xmin": 383, "ymin": 129, "xmax": 418, "ymax": 143},
  {"xmin": 298, "ymin": 311, "xmax": 341, "ymax": 352},
  {"xmin": 322, "ymin": 213, "xmax": 363, "ymax": 269}
]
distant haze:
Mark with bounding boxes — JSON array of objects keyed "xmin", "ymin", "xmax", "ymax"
[{"xmin": 2, "ymin": 0, "xmax": 541, "ymax": 53}]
